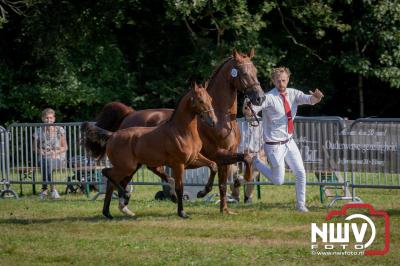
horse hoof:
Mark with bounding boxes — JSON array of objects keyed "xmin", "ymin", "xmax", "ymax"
[
  {"xmin": 225, "ymin": 209, "xmax": 237, "ymax": 215},
  {"xmin": 103, "ymin": 211, "xmax": 113, "ymax": 220},
  {"xmin": 179, "ymin": 211, "xmax": 189, "ymax": 219},
  {"xmin": 197, "ymin": 190, "xmax": 207, "ymax": 198},
  {"xmin": 119, "ymin": 205, "xmax": 136, "ymax": 217},
  {"xmin": 170, "ymin": 193, "xmax": 178, "ymax": 203},
  {"xmin": 233, "ymin": 177, "xmax": 242, "ymax": 188}
]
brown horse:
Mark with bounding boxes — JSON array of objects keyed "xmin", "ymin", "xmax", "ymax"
[
  {"xmin": 82, "ymin": 83, "xmax": 218, "ymax": 218},
  {"xmin": 89, "ymin": 48, "xmax": 265, "ymax": 214}
]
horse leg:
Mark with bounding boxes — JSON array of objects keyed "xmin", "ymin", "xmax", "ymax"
[
  {"xmin": 102, "ymin": 167, "xmax": 135, "ymax": 218},
  {"xmin": 115, "ymin": 177, "xmax": 134, "ymax": 217},
  {"xmin": 184, "ymin": 153, "xmax": 218, "ymax": 198},
  {"xmin": 196, "ymin": 172, "xmax": 216, "ymax": 198},
  {"xmin": 171, "ymin": 164, "xmax": 188, "ymax": 219},
  {"xmin": 213, "ymin": 149, "xmax": 253, "ymax": 183},
  {"xmin": 218, "ymin": 165, "xmax": 236, "ymax": 215},
  {"xmin": 227, "ymin": 164, "xmax": 240, "ymax": 202},
  {"xmin": 117, "ymin": 164, "xmax": 141, "ymax": 217},
  {"xmin": 102, "ymin": 179, "xmax": 114, "ymax": 219},
  {"xmin": 148, "ymin": 166, "xmax": 177, "ymax": 203},
  {"xmin": 102, "ymin": 168, "xmax": 122, "ymax": 219},
  {"xmin": 120, "ymin": 177, "xmax": 132, "ymax": 206}
]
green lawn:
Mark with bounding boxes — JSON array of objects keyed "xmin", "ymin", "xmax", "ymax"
[{"xmin": 0, "ymin": 184, "xmax": 399, "ymax": 265}]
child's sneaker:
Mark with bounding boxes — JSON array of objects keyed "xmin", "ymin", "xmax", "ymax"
[
  {"xmin": 51, "ymin": 188, "xmax": 60, "ymax": 199},
  {"xmin": 39, "ymin": 189, "xmax": 48, "ymax": 200}
]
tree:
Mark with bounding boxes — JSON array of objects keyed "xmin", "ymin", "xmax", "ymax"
[
  {"xmin": 164, "ymin": 0, "xmax": 279, "ymax": 81},
  {"xmin": 1, "ymin": 1, "xmax": 138, "ymax": 122},
  {"xmin": 1, "ymin": 1, "xmax": 400, "ymax": 123},
  {"xmin": 277, "ymin": 0, "xmax": 400, "ymax": 117}
]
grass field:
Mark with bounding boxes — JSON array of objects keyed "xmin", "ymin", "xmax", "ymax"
[{"xmin": 0, "ymin": 184, "xmax": 399, "ymax": 265}]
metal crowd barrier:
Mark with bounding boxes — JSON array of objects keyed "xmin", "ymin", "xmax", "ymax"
[
  {"xmin": 235, "ymin": 116, "xmax": 358, "ymax": 206},
  {"xmin": 237, "ymin": 116, "xmax": 400, "ymax": 206},
  {"xmin": 7, "ymin": 123, "xmax": 164, "ymax": 198},
  {"xmin": 3, "ymin": 118, "xmax": 400, "ymax": 205},
  {"xmin": 0, "ymin": 126, "xmax": 17, "ymax": 198},
  {"xmin": 294, "ymin": 116, "xmax": 359, "ymax": 206},
  {"xmin": 347, "ymin": 118, "xmax": 400, "ymax": 189}
]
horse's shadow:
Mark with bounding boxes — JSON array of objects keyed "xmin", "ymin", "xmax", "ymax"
[
  {"xmin": 0, "ymin": 211, "xmax": 192, "ymax": 224},
  {"xmin": 0, "ymin": 215, "xmax": 109, "ymax": 225}
]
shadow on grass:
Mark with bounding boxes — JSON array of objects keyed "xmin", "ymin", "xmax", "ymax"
[
  {"xmin": 226, "ymin": 201, "xmax": 329, "ymax": 212},
  {"xmin": 0, "ymin": 211, "xmax": 191, "ymax": 225},
  {"xmin": 0, "ymin": 215, "xmax": 110, "ymax": 225},
  {"xmin": 386, "ymin": 209, "xmax": 400, "ymax": 216}
]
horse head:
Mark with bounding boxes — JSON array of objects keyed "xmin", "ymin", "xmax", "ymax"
[
  {"xmin": 231, "ymin": 48, "xmax": 265, "ymax": 106},
  {"xmin": 191, "ymin": 82, "xmax": 217, "ymax": 127}
]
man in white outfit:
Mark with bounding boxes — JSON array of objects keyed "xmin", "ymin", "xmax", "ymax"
[{"xmin": 245, "ymin": 67, "xmax": 324, "ymax": 212}]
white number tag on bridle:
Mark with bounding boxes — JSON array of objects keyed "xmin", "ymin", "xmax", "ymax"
[{"xmin": 230, "ymin": 68, "xmax": 238, "ymax": 78}]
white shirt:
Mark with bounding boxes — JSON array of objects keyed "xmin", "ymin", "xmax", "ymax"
[{"xmin": 251, "ymin": 88, "xmax": 314, "ymax": 142}]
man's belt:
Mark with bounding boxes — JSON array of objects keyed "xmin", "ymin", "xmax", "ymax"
[{"xmin": 265, "ymin": 138, "xmax": 291, "ymax": 145}]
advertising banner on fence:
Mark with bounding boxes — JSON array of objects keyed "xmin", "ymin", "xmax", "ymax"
[{"xmin": 295, "ymin": 118, "xmax": 400, "ymax": 174}]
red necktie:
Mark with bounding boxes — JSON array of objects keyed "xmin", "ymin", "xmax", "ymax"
[{"xmin": 280, "ymin": 93, "xmax": 294, "ymax": 134}]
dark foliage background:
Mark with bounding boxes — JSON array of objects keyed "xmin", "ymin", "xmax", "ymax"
[{"xmin": 0, "ymin": 0, "xmax": 399, "ymax": 124}]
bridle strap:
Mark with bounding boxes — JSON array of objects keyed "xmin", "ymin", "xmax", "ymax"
[
  {"xmin": 201, "ymin": 108, "xmax": 214, "ymax": 113},
  {"xmin": 233, "ymin": 60, "xmax": 260, "ymax": 91},
  {"xmin": 198, "ymin": 108, "xmax": 214, "ymax": 117}
]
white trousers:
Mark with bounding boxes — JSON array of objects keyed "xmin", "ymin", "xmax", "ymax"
[{"xmin": 253, "ymin": 139, "xmax": 306, "ymax": 207}]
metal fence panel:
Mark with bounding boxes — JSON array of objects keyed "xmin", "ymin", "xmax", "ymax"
[
  {"xmin": 0, "ymin": 126, "xmax": 9, "ymax": 181},
  {"xmin": 237, "ymin": 117, "xmax": 350, "ymax": 186},
  {"xmin": 347, "ymin": 118, "xmax": 400, "ymax": 188},
  {"xmin": 5, "ymin": 118, "xmax": 400, "ymax": 201},
  {"xmin": 7, "ymin": 123, "xmax": 165, "ymax": 190},
  {"xmin": 0, "ymin": 126, "xmax": 17, "ymax": 198}
]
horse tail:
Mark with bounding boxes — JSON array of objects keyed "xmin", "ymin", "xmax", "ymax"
[
  {"xmin": 82, "ymin": 102, "xmax": 133, "ymax": 160},
  {"xmin": 96, "ymin": 102, "xmax": 134, "ymax": 132},
  {"xmin": 81, "ymin": 122, "xmax": 113, "ymax": 160}
]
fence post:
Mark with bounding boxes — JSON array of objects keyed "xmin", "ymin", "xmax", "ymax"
[{"xmin": 0, "ymin": 126, "xmax": 18, "ymax": 199}]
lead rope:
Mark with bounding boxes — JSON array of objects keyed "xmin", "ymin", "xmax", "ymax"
[{"xmin": 245, "ymin": 96, "xmax": 260, "ymax": 127}]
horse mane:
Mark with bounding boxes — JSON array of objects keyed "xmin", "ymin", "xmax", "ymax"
[
  {"xmin": 167, "ymin": 88, "xmax": 191, "ymax": 123},
  {"xmin": 206, "ymin": 56, "xmax": 233, "ymax": 92}
]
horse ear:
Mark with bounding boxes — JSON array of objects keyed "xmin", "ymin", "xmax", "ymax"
[
  {"xmin": 194, "ymin": 82, "xmax": 201, "ymax": 91},
  {"xmin": 191, "ymin": 81, "xmax": 198, "ymax": 92},
  {"xmin": 248, "ymin": 48, "xmax": 255, "ymax": 58},
  {"xmin": 204, "ymin": 80, "xmax": 209, "ymax": 89},
  {"xmin": 193, "ymin": 82, "xmax": 202, "ymax": 95},
  {"xmin": 232, "ymin": 48, "xmax": 241, "ymax": 60}
]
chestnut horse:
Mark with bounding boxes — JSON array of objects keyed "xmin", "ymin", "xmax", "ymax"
[
  {"xmin": 89, "ymin": 48, "xmax": 265, "ymax": 214},
  {"xmin": 82, "ymin": 83, "xmax": 218, "ymax": 218}
]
